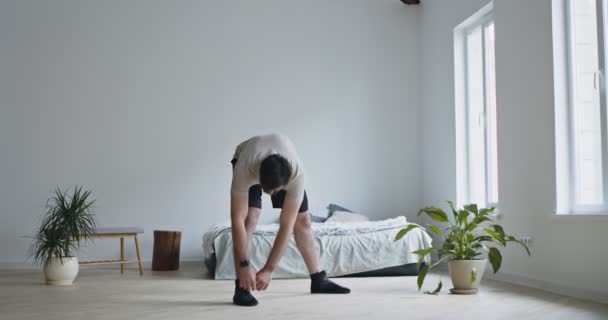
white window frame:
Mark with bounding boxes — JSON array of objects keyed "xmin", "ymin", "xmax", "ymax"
[
  {"xmin": 554, "ymin": 0, "xmax": 608, "ymax": 214},
  {"xmin": 454, "ymin": 2, "xmax": 498, "ymax": 211}
]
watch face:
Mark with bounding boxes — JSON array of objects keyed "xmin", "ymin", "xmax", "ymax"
[{"xmin": 239, "ymin": 260, "xmax": 250, "ymax": 267}]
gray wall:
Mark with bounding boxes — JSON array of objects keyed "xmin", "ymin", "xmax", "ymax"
[
  {"xmin": 6, "ymin": 0, "xmax": 601, "ymax": 302},
  {"xmin": 0, "ymin": 0, "xmax": 421, "ymax": 265},
  {"xmin": 419, "ymin": 0, "xmax": 608, "ymax": 300}
]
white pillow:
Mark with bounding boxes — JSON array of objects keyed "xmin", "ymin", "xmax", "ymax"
[{"xmin": 325, "ymin": 211, "xmax": 370, "ymax": 223}]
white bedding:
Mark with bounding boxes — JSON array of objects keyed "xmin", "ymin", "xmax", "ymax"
[{"xmin": 202, "ymin": 216, "xmax": 433, "ymax": 280}]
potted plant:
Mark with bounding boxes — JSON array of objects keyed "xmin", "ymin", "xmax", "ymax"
[
  {"xmin": 395, "ymin": 201, "xmax": 530, "ymax": 294},
  {"xmin": 29, "ymin": 186, "xmax": 97, "ymax": 285}
]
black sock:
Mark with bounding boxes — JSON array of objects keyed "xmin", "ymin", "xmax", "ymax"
[
  {"xmin": 310, "ymin": 271, "xmax": 351, "ymax": 294},
  {"xmin": 233, "ymin": 279, "xmax": 258, "ymax": 306}
]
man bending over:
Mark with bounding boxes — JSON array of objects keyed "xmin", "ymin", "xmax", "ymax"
[{"xmin": 230, "ymin": 133, "xmax": 350, "ymax": 306}]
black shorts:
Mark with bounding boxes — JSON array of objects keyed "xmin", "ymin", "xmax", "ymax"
[{"xmin": 231, "ymin": 158, "xmax": 309, "ymax": 213}]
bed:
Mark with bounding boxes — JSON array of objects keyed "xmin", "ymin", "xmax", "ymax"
[{"xmin": 202, "ymin": 214, "xmax": 433, "ymax": 280}]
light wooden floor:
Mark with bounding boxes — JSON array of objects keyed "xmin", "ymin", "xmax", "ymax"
[{"xmin": 1, "ymin": 264, "xmax": 607, "ymax": 320}]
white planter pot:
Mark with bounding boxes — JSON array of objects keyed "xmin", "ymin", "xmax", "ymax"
[
  {"xmin": 44, "ymin": 257, "xmax": 79, "ymax": 286},
  {"xmin": 448, "ymin": 259, "xmax": 487, "ymax": 294}
]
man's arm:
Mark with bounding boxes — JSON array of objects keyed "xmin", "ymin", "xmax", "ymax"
[
  {"xmin": 263, "ymin": 199, "xmax": 300, "ymax": 271},
  {"xmin": 231, "ymin": 193, "xmax": 256, "ymax": 290}
]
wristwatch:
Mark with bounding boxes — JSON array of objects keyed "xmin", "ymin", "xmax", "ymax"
[{"xmin": 239, "ymin": 259, "xmax": 250, "ymax": 268}]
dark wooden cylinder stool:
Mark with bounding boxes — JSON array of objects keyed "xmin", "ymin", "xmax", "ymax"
[{"xmin": 152, "ymin": 230, "xmax": 182, "ymax": 271}]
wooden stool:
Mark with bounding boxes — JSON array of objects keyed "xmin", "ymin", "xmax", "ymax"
[
  {"xmin": 80, "ymin": 227, "xmax": 144, "ymax": 275},
  {"xmin": 152, "ymin": 230, "xmax": 181, "ymax": 271}
]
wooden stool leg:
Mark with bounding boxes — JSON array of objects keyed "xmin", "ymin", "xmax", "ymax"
[
  {"xmin": 134, "ymin": 234, "xmax": 143, "ymax": 276},
  {"xmin": 120, "ymin": 237, "xmax": 124, "ymax": 274}
]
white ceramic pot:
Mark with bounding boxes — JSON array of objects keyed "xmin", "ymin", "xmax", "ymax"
[
  {"xmin": 44, "ymin": 257, "xmax": 79, "ymax": 285},
  {"xmin": 448, "ymin": 259, "xmax": 487, "ymax": 294}
]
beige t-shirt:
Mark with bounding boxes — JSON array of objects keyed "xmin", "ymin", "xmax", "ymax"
[{"xmin": 231, "ymin": 134, "xmax": 305, "ymax": 202}]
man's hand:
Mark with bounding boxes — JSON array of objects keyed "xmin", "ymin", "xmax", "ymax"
[
  {"xmin": 256, "ymin": 267, "xmax": 273, "ymax": 290},
  {"xmin": 237, "ymin": 266, "xmax": 257, "ymax": 291}
]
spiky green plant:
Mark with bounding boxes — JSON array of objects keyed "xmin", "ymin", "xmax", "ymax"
[
  {"xmin": 29, "ymin": 186, "xmax": 97, "ymax": 266},
  {"xmin": 395, "ymin": 201, "xmax": 530, "ymax": 294}
]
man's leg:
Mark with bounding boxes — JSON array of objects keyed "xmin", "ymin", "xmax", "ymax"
[
  {"xmin": 282, "ymin": 189, "xmax": 349, "ymax": 294},
  {"xmin": 293, "ymin": 212, "xmax": 321, "ymax": 274},
  {"xmin": 270, "ymin": 190, "xmax": 350, "ymax": 294},
  {"xmin": 293, "ymin": 211, "xmax": 350, "ymax": 294}
]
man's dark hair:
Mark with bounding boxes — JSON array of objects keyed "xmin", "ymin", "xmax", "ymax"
[{"xmin": 260, "ymin": 154, "xmax": 292, "ymax": 192}]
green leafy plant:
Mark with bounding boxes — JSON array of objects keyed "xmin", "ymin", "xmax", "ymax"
[
  {"xmin": 29, "ymin": 186, "xmax": 97, "ymax": 266},
  {"xmin": 395, "ymin": 201, "xmax": 530, "ymax": 293}
]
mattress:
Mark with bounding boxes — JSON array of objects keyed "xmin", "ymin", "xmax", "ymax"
[{"xmin": 202, "ymin": 216, "xmax": 433, "ymax": 280}]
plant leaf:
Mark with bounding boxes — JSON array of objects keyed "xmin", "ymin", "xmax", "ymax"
[
  {"xmin": 470, "ymin": 269, "xmax": 477, "ymax": 285},
  {"xmin": 417, "ymin": 257, "xmax": 428, "ymax": 271},
  {"xmin": 488, "ymin": 247, "xmax": 502, "ymax": 273},
  {"xmin": 492, "ymin": 224, "xmax": 505, "ymax": 238},
  {"xmin": 413, "ymin": 248, "xmax": 436, "ymax": 256},
  {"xmin": 465, "ymin": 222, "xmax": 478, "ymax": 232},
  {"xmin": 457, "ymin": 209, "xmax": 470, "ymax": 226},
  {"xmin": 484, "ymin": 228, "xmax": 505, "ymax": 246},
  {"xmin": 479, "ymin": 207, "xmax": 496, "ymax": 217},
  {"xmin": 424, "ymin": 280, "xmax": 443, "ymax": 295},
  {"xmin": 464, "ymin": 204, "xmax": 479, "ymax": 215},
  {"xmin": 417, "ymin": 258, "xmax": 425, "ymax": 270},
  {"xmin": 475, "ymin": 235, "xmax": 493, "ymax": 242},
  {"xmin": 394, "ymin": 224, "xmax": 420, "ymax": 241},
  {"xmin": 28, "ymin": 186, "xmax": 96, "ymax": 266},
  {"xmin": 418, "ymin": 207, "xmax": 449, "ymax": 223},
  {"xmin": 491, "ymin": 225, "xmax": 506, "ymax": 245},
  {"xmin": 417, "ymin": 265, "xmax": 429, "ymax": 291},
  {"xmin": 506, "ymin": 236, "xmax": 531, "ymax": 256},
  {"xmin": 472, "ymin": 215, "xmax": 491, "ymax": 225},
  {"xmin": 413, "ymin": 248, "xmax": 435, "ymax": 270},
  {"xmin": 430, "ymin": 225, "xmax": 442, "ymax": 237},
  {"xmin": 447, "ymin": 201, "xmax": 459, "ymax": 219}
]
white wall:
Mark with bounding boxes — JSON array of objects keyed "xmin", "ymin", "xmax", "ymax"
[
  {"xmin": 420, "ymin": 0, "xmax": 608, "ymax": 301},
  {"xmin": 1, "ymin": 0, "xmax": 605, "ymax": 303},
  {"xmin": 0, "ymin": 0, "xmax": 421, "ymax": 266}
]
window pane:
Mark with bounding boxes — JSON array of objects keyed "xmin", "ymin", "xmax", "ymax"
[
  {"xmin": 569, "ymin": 0, "xmax": 603, "ymax": 204},
  {"xmin": 466, "ymin": 25, "xmax": 487, "ymax": 206},
  {"xmin": 485, "ymin": 22, "xmax": 499, "ymax": 204}
]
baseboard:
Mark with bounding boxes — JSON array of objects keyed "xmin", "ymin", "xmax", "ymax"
[
  {"xmin": 433, "ymin": 263, "xmax": 607, "ymax": 304},
  {"xmin": 0, "ymin": 259, "xmax": 204, "ymax": 271},
  {"xmin": 486, "ymin": 271, "xmax": 608, "ymax": 305},
  {"xmin": 0, "ymin": 260, "xmax": 153, "ymax": 270},
  {"xmin": 0, "ymin": 261, "xmax": 38, "ymax": 270}
]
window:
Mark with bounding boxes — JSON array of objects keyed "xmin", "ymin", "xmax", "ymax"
[
  {"xmin": 455, "ymin": 3, "xmax": 498, "ymax": 209},
  {"xmin": 554, "ymin": 0, "xmax": 608, "ymax": 214}
]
